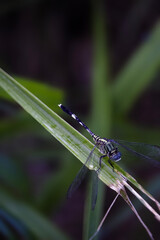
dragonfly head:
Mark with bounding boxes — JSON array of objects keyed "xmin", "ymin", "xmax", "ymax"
[{"xmin": 110, "ymin": 151, "xmax": 121, "ymax": 162}]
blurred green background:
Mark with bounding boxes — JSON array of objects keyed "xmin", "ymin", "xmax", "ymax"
[{"xmin": 0, "ymin": 1, "xmax": 160, "ymax": 240}]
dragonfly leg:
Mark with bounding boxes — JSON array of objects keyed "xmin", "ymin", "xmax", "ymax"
[
  {"xmin": 108, "ymin": 159, "xmax": 114, "ymax": 171},
  {"xmin": 96, "ymin": 154, "xmax": 107, "ymax": 174}
]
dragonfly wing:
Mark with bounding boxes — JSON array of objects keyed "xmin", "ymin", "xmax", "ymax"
[
  {"xmin": 91, "ymin": 172, "xmax": 99, "ymax": 210},
  {"xmin": 67, "ymin": 164, "xmax": 88, "ymax": 198},
  {"xmin": 67, "ymin": 145, "xmax": 97, "ymax": 198},
  {"xmin": 111, "ymin": 139, "xmax": 160, "ymax": 167}
]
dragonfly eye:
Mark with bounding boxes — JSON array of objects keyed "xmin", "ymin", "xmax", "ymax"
[{"xmin": 110, "ymin": 151, "xmax": 121, "ymax": 162}]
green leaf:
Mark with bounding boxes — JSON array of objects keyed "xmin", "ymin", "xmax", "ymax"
[{"xmin": 0, "ymin": 76, "xmax": 64, "ymax": 110}]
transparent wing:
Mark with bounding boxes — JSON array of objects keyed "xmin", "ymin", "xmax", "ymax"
[
  {"xmin": 67, "ymin": 145, "xmax": 97, "ymax": 198},
  {"xmin": 111, "ymin": 139, "xmax": 160, "ymax": 168},
  {"xmin": 91, "ymin": 172, "xmax": 99, "ymax": 210}
]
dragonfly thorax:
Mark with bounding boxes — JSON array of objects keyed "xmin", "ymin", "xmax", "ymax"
[{"xmin": 93, "ymin": 136, "xmax": 121, "ymax": 162}]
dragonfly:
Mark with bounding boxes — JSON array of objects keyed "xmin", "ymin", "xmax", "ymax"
[{"xmin": 58, "ymin": 104, "xmax": 160, "ymax": 209}]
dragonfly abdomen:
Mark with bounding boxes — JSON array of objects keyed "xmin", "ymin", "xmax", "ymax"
[{"xmin": 58, "ymin": 104, "xmax": 95, "ymax": 137}]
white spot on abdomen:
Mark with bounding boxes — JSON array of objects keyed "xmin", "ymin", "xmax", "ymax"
[{"xmin": 72, "ymin": 114, "xmax": 76, "ymax": 119}]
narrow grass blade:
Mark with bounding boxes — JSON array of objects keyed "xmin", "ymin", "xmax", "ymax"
[
  {"xmin": 120, "ymin": 187, "xmax": 155, "ymax": 240},
  {"xmin": 114, "ymin": 165, "xmax": 160, "ymax": 216},
  {"xmin": 100, "ymin": 175, "xmax": 160, "ymax": 238},
  {"xmin": 123, "ymin": 181, "xmax": 160, "ymax": 221},
  {"xmin": 89, "ymin": 193, "xmax": 119, "ymax": 240}
]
